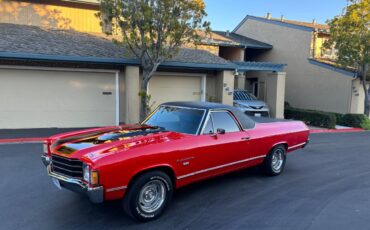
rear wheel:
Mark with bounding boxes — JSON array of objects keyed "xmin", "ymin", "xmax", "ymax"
[
  {"xmin": 261, "ymin": 145, "xmax": 286, "ymax": 176},
  {"xmin": 123, "ymin": 170, "xmax": 173, "ymax": 222}
]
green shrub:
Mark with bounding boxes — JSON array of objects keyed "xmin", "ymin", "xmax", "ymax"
[
  {"xmin": 285, "ymin": 107, "xmax": 336, "ymax": 129},
  {"xmin": 361, "ymin": 118, "xmax": 370, "ymax": 130},
  {"xmin": 340, "ymin": 114, "xmax": 370, "ymax": 129}
]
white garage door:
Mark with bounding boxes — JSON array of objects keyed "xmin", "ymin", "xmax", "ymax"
[
  {"xmin": 149, "ymin": 74, "xmax": 205, "ymax": 108},
  {"xmin": 0, "ymin": 68, "xmax": 117, "ymax": 129}
]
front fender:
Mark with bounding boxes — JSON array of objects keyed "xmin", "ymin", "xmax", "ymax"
[{"xmin": 100, "ymin": 158, "xmax": 177, "ymax": 201}]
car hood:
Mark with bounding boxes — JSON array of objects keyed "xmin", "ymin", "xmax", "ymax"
[
  {"xmin": 234, "ymin": 100, "xmax": 267, "ymax": 108},
  {"xmin": 49, "ymin": 125, "xmax": 186, "ymax": 163}
]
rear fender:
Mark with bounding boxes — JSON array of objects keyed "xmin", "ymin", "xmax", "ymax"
[{"xmin": 270, "ymin": 142, "xmax": 288, "ymax": 153}]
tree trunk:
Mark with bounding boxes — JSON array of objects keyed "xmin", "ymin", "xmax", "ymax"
[
  {"xmin": 140, "ymin": 72, "xmax": 150, "ymax": 122},
  {"xmin": 139, "ymin": 63, "xmax": 161, "ymax": 121},
  {"xmin": 362, "ymin": 63, "xmax": 369, "ymax": 117}
]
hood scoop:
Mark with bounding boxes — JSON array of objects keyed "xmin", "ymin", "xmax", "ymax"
[
  {"xmin": 94, "ymin": 126, "xmax": 166, "ymax": 143},
  {"xmin": 55, "ymin": 126, "xmax": 166, "ymax": 155}
]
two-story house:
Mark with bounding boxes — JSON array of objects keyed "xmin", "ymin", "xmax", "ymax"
[{"xmin": 232, "ymin": 14, "xmax": 367, "ymax": 115}]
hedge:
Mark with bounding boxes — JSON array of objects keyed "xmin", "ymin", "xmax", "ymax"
[
  {"xmin": 285, "ymin": 107, "xmax": 336, "ymax": 129},
  {"xmin": 337, "ymin": 114, "xmax": 370, "ymax": 130},
  {"xmin": 329, "ymin": 112, "xmax": 345, "ymax": 124}
]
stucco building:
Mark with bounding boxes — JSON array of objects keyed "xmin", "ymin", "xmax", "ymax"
[
  {"xmin": 232, "ymin": 14, "xmax": 367, "ymax": 115},
  {"xmin": 0, "ymin": 0, "xmax": 287, "ymax": 128}
]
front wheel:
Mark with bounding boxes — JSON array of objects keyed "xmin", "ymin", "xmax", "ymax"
[
  {"xmin": 261, "ymin": 145, "xmax": 286, "ymax": 176},
  {"xmin": 123, "ymin": 170, "xmax": 173, "ymax": 222}
]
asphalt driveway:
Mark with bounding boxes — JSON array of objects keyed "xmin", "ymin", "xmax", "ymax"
[{"xmin": 1, "ymin": 132, "xmax": 370, "ymax": 230}]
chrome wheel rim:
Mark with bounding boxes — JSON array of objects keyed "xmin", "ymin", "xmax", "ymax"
[
  {"xmin": 271, "ymin": 149, "xmax": 284, "ymax": 173},
  {"xmin": 138, "ymin": 179, "xmax": 166, "ymax": 213}
]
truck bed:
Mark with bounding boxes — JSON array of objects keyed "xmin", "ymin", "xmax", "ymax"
[{"xmin": 251, "ymin": 117, "xmax": 291, "ymax": 123}]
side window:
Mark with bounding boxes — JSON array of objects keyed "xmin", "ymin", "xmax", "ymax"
[
  {"xmin": 202, "ymin": 117, "xmax": 214, "ymax": 134},
  {"xmin": 211, "ymin": 112, "xmax": 240, "ymax": 133}
]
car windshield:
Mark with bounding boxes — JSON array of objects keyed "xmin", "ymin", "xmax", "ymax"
[
  {"xmin": 143, "ymin": 106, "xmax": 205, "ymax": 135},
  {"xmin": 233, "ymin": 90, "xmax": 257, "ymax": 101}
]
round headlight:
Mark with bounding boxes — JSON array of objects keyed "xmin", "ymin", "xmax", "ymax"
[{"xmin": 83, "ymin": 164, "xmax": 90, "ymax": 182}]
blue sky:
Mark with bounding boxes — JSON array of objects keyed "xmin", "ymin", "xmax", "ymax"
[{"xmin": 204, "ymin": 0, "xmax": 348, "ymax": 31}]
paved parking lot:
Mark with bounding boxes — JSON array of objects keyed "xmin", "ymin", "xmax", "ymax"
[{"xmin": 1, "ymin": 132, "xmax": 370, "ymax": 230}]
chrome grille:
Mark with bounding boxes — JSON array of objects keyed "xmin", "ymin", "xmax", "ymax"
[{"xmin": 51, "ymin": 155, "xmax": 83, "ymax": 178}]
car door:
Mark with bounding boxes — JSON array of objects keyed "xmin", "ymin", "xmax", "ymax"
[{"xmin": 191, "ymin": 110, "xmax": 252, "ymax": 179}]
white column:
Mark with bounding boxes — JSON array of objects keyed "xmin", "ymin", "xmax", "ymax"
[
  {"xmin": 217, "ymin": 70, "xmax": 235, "ymax": 105},
  {"xmin": 266, "ymin": 72, "xmax": 286, "ymax": 118},
  {"xmin": 115, "ymin": 71, "xmax": 120, "ymax": 125},
  {"xmin": 236, "ymin": 73, "xmax": 246, "ymax": 89},
  {"xmin": 125, "ymin": 66, "xmax": 141, "ymax": 124}
]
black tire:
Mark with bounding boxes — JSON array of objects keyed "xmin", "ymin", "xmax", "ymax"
[
  {"xmin": 261, "ymin": 145, "xmax": 287, "ymax": 176},
  {"xmin": 123, "ymin": 170, "xmax": 173, "ymax": 222}
]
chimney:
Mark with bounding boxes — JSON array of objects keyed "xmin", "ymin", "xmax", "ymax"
[
  {"xmin": 226, "ymin": 30, "xmax": 230, "ymax": 37},
  {"xmin": 312, "ymin": 19, "xmax": 317, "ymax": 25},
  {"xmin": 280, "ymin": 15, "xmax": 285, "ymax": 22},
  {"xmin": 266, "ymin": 13, "xmax": 272, "ymax": 20}
]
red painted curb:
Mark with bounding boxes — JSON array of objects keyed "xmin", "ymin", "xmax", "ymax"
[
  {"xmin": 0, "ymin": 137, "xmax": 45, "ymax": 144},
  {"xmin": 310, "ymin": 128, "xmax": 364, "ymax": 133}
]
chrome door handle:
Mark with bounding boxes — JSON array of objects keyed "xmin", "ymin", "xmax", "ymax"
[{"xmin": 241, "ymin": 137, "xmax": 250, "ymax": 140}]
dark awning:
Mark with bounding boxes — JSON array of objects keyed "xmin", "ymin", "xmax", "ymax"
[{"xmin": 233, "ymin": 61, "xmax": 287, "ymax": 72}]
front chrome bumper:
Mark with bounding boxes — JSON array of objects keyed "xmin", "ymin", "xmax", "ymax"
[{"xmin": 46, "ymin": 165, "xmax": 104, "ymax": 203}]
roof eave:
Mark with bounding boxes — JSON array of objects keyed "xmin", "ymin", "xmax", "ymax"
[
  {"xmin": 159, "ymin": 61, "xmax": 237, "ymax": 70},
  {"xmin": 0, "ymin": 52, "xmax": 236, "ymax": 71},
  {"xmin": 0, "ymin": 51, "xmax": 139, "ymax": 66},
  {"xmin": 246, "ymin": 45, "xmax": 273, "ymax": 50},
  {"xmin": 233, "ymin": 15, "xmax": 315, "ymax": 33},
  {"xmin": 308, "ymin": 59, "xmax": 356, "ymax": 77},
  {"xmin": 61, "ymin": 0, "xmax": 100, "ymax": 5},
  {"xmin": 199, "ymin": 41, "xmax": 245, "ymax": 48},
  {"xmin": 200, "ymin": 41, "xmax": 272, "ymax": 50}
]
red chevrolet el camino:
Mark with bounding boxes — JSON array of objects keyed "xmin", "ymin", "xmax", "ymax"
[{"xmin": 42, "ymin": 101, "xmax": 309, "ymax": 221}]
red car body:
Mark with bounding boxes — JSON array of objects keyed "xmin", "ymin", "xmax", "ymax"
[{"xmin": 42, "ymin": 102, "xmax": 309, "ymax": 205}]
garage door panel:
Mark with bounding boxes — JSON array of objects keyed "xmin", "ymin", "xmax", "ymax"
[
  {"xmin": 0, "ymin": 69, "xmax": 116, "ymax": 128},
  {"xmin": 149, "ymin": 74, "xmax": 202, "ymax": 107}
]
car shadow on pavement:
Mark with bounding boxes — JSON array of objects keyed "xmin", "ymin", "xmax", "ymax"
[
  {"xmin": 58, "ymin": 166, "xmax": 266, "ymax": 228},
  {"xmin": 174, "ymin": 166, "xmax": 263, "ymax": 199}
]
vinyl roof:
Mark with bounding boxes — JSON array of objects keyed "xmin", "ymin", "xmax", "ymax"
[{"xmin": 161, "ymin": 101, "xmax": 256, "ymax": 130}]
